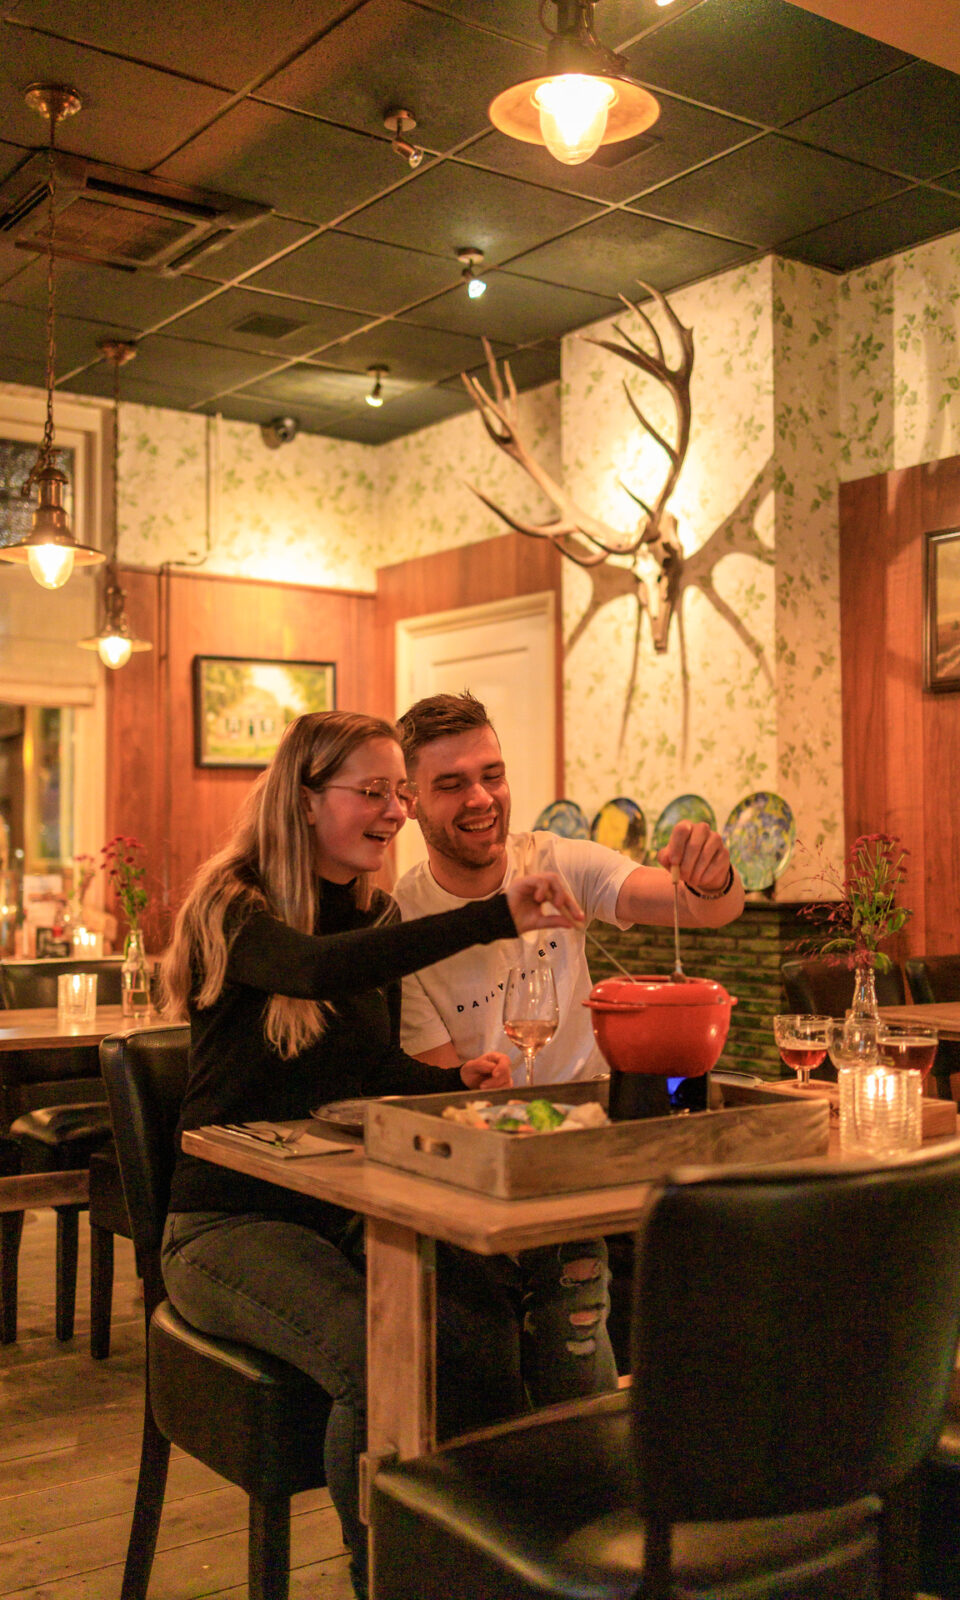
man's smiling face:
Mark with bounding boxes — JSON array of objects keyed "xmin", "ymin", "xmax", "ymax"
[{"xmin": 410, "ymin": 724, "xmax": 511, "ymax": 877}]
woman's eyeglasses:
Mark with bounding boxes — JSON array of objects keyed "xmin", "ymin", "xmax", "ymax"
[{"xmin": 321, "ymin": 780, "xmax": 416, "ymax": 811}]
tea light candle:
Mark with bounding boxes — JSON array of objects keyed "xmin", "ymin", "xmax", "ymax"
[
  {"xmin": 839, "ymin": 1063, "xmax": 921, "ymax": 1157},
  {"xmin": 71, "ymin": 925, "xmax": 103, "ymax": 956}
]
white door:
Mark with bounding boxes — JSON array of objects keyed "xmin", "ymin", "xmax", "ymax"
[{"xmin": 394, "ymin": 593, "xmax": 557, "ymax": 880}]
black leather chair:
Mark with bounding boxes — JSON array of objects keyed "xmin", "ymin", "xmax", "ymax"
[
  {"xmin": 100, "ymin": 1026, "xmax": 332, "ymax": 1600},
  {"xmin": 920, "ymin": 1369, "xmax": 960, "ymax": 1599},
  {"xmin": 904, "ymin": 956, "xmax": 960, "ymax": 1101},
  {"xmin": 372, "ymin": 1144, "xmax": 960, "ymax": 1600},
  {"xmin": 0, "ymin": 958, "xmax": 124, "ymax": 1344}
]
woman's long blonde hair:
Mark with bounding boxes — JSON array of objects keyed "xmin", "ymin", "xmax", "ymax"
[{"xmin": 162, "ymin": 710, "xmax": 399, "ymax": 1059}]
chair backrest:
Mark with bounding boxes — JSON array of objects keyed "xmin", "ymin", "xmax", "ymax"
[
  {"xmin": 99, "ymin": 1027, "xmax": 191, "ymax": 1261},
  {"xmin": 630, "ymin": 1143, "xmax": 960, "ymax": 1526},
  {"xmin": 905, "ymin": 955, "xmax": 960, "ymax": 1005},
  {"xmin": 1, "ymin": 957, "xmax": 124, "ymax": 1009},
  {"xmin": 781, "ymin": 956, "xmax": 905, "ymax": 1015}
]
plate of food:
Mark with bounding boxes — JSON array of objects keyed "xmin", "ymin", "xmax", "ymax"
[
  {"xmin": 442, "ymin": 1097, "xmax": 609, "ymax": 1135},
  {"xmin": 589, "ymin": 796, "xmax": 646, "ymax": 861},
  {"xmin": 532, "ymin": 799, "xmax": 590, "ymax": 839}
]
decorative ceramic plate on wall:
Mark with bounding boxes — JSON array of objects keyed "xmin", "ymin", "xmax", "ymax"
[
  {"xmin": 650, "ymin": 794, "xmax": 717, "ymax": 859},
  {"xmin": 590, "ymin": 797, "xmax": 647, "ymax": 861},
  {"xmin": 722, "ymin": 791, "xmax": 796, "ymax": 891},
  {"xmin": 532, "ymin": 799, "xmax": 591, "ymax": 839}
]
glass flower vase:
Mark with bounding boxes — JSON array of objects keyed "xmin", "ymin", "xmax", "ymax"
[
  {"xmin": 849, "ymin": 962, "xmax": 881, "ymax": 1027},
  {"xmin": 121, "ymin": 927, "xmax": 151, "ymax": 1019}
]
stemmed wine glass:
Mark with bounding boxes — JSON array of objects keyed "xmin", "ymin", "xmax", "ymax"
[
  {"xmin": 503, "ymin": 964, "xmax": 559, "ymax": 1086},
  {"xmin": 773, "ymin": 1014, "xmax": 829, "ymax": 1089},
  {"xmin": 826, "ymin": 1015, "xmax": 880, "ymax": 1072},
  {"xmin": 877, "ymin": 1022, "xmax": 939, "ymax": 1084}
]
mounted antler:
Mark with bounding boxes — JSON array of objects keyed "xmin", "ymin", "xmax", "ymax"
[{"xmin": 461, "ymin": 280, "xmax": 693, "ymax": 652}]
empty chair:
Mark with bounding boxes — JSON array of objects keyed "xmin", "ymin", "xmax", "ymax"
[
  {"xmin": 780, "ymin": 956, "xmax": 906, "ymax": 1018},
  {"xmin": 905, "ymin": 955, "xmax": 960, "ymax": 1005},
  {"xmin": 372, "ymin": 1143, "xmax": 960, "ymax": 1600},
  {"xmin": 100, "ymin": 1026, "xmax": 331, "ymax": 1600}
]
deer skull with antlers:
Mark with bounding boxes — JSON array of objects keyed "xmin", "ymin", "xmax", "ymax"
[{"xmin": 461, "ymin": 280, "xmax": 693, "ymax": 653}]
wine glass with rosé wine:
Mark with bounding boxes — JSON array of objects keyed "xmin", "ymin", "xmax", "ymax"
[
  {"xmin": 878, "ymin": 1022, "xmax": 939, "ymax": 1084},
  {"xmin": 773, "ymin": 1014, "xmax": 830, "ymax": 1090},
  {"xmin": 503, "ymin": 963, "xmax": 559, "ymax": 1086}
]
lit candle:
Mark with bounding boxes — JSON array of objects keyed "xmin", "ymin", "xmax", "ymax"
[{"xmin": 840, "ymin": 1064, "xmax": 921, "ymax": 1156}]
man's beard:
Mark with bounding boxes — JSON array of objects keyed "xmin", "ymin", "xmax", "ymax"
[{"xmin": 416, "ymin": 801, "xmax": 509, "ymax": 872}]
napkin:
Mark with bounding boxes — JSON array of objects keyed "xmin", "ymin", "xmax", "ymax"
[{"xmin": 206, "ymin": 1123, "xmax": 355, "ymax": 1158}]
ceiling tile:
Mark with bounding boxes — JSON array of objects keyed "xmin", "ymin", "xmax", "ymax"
[
  {"xmin": 455, "ymin": 340, "xmax": 561, "ymax": 392},
  {"xmin": 192, "ymin": 392, "xmax": 352, "ymax": 432},
  {"xmin": 6, "ymin": 0, "xmax": 349, "ymax": 93},
  {"xmin": 401, "ymin": 271, "xmax": 619, "ymax": 344},
  {"xmin": 623, "ymin": 0, "xmax": 909, "ymax": 127},
  {"xmin": 238, "ymin": 360, "xmax": 423, "ymax": 417},
  {"xmin": 786, "ymin": 60, "xmax": 960, "ymax": 181},
  {"xmin": 507, "ymin": 210, "xmax": 752, "ymax": 298},
  {"xmin": 320, "ymin": 382, "xmax": 474, "ymax": 443},
  {"xmin": 345, "ymin": 159, "xmax": 604, "ymax": 265},
  {"xmin": 636, "ymin": 135, "xmax": 906, "ymax": 249},
  {"xmin": 933, "ymin": 169, "xmax": 960, "ymax": 199},
  {"xmin": 0, "ymin": 300, "xmax": 138, "ymax": 377},
  {"xmin": 462, "ymin": 95, "xmax": 761, "ymax": 205},
  {"xmin": 310, "ymin": 320, "xmax": 504, "ymax": 383},
  {"xmin": 0, "ymin": 137, "xmax": 25, "ymax": 184},
  {"xmin": 0, "ymin": 22, "xmax": 230, "ymax": 168},
  {"xmin": 247, "ymin": 230, "xmax": 461, "ymax": 314},
  {"xmin": 156, "ymin": 100, "xmax": 412, "ymax": 227},
  {"xmin": 781, "ymin": 186, "xmax": 960, "ymax": 273},
  {"xmin": 72, "ymin": 333, "xmax": 282, "ymax": 403},
  {"xmin": 0, "ymin": 256, "xmax": 215, "ymax": 331},
  {"xmin": 410, "ymin": 1, "xmax": 549, "ymax": 49},
  {"xmin": 158, "ymin": 286, "xmax": 366, "ymax": 357},
  {"xmin": 186, "ymin": 217, "xmax": 319, "ymax": 284},
  {"xmin": 260, "ymin": 0, "xmax": 545, "ymax": 152}
]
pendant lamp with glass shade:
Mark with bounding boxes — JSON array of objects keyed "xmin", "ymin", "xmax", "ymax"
[
  {"xmin": 488, "ymin": 1, "xmax": 660, "ymax": 167},
  {"xmin": 79, "ymin": 340, "xmax": 152, "ymax": 669},
  {"xmin": 0, "ymin": 86, "xmax": 105, "ymax": 589}
]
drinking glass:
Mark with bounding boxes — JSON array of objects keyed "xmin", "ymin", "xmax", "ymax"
[
  {"xmin": 503, "ymin": 964, "xmax": 559, "ymax": 1086},
  {"xmin": 878, "ymin": 1022, "xmax": 939, "ymax": 1083},
  {"xmin": 57, "ymin": 971, "xmax": 97, "ymax": 1024},
  {"xmin": 826, "ymin": 1015, "xmax": 880, "ymax": 1073},
  {"xmin": 773, "ymin": 1014, "xmax": 829, "ymax": 1089}
]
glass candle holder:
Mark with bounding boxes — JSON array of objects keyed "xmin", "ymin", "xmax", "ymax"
[
  {"xmin": 838, "ymin": 1063, "xmax": 922, "ymax": 1157},
  {"xmin": 57, "ymin": 971, "xmax": 97, "ymax": 1025}
]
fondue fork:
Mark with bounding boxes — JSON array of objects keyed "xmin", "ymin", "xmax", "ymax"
[{"xmin": 670, "ymin": 863, "xmax": 686, "ymax": 982}]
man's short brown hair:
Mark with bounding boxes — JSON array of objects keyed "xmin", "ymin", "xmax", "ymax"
[{"xmin": 396, "ymin": 692, "xmax": 493, "ymax": 771}]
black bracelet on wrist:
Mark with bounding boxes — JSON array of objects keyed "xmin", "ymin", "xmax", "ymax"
[{"xmin": 686, "ymin": 864, "xmax": 735, "ymax": 901}]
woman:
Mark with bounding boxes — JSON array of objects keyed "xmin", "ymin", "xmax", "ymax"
[{"xmin": 160, "ymin": 710, "xmax": 582, "ymax": 1597}]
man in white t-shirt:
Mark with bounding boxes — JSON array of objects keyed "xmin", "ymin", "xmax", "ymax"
[
  {"xmin": 392, "ymin": 692, "xmax": 745, "ymax": 1391},
  {"xmin": 394, "ymin": 693, "xmax": 744, "ymax": 1086}
]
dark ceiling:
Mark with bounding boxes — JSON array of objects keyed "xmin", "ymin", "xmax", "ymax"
[{"xmin": 0, "ymin": 0, "xmax": 958, "ymax": 444}]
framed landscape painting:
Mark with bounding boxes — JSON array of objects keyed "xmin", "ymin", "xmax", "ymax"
[
  {"xmin": 924, "ymin": 529, "xmax": 960, "ymax": 692},
  {"xmin": 193, "ymin": 656, "xmax": 336, "ymax": 767}
]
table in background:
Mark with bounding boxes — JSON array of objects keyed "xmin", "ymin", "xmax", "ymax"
[
  {"xmin": 0, "ymin": 1006, "xmax": 168, "ymax": 1052},
  {"xmin": 879, "ymin": 1002, "xmax": 960, "ymax": 1040}
]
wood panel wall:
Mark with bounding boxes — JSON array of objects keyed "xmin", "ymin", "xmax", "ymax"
[
  {"xmin": 106, "ymin": 567, "xmax": 377, "ymax": 948},
  {"xmin": 374, "ymin": 531, "xmax": 564, "ymax": 793},
  {"xmin": 840, "ymin": 456, "xmax": 960, "ymax": 958}
]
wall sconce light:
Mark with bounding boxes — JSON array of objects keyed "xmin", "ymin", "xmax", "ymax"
[
  {"xmin": 366, "ymin": 365, "xmax": 389, "ymax": 407},
  {"xmin": 0, "ymin": 85, "xmax": 106, "ymax": 588},
  {"xmin": 488, "ymin": 1, "xmax": 660, "ymax": 166},
  {"xmin": 457, "ymin": 248, "xmax": 487, "ymax": 300},
  {"xmin": 78, "ymin": 340, "xmax": 152, "ymax": 669},
  {"xmin": 383, "ymin": 108, "xmax": 424, "ymax": 169}
]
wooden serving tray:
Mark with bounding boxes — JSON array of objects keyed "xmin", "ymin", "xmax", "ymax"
[
  {"xmin": 364, "ymin": 1079, "xmax": 829, "ymax": 1200},
  {"xmin": 718, "ymin": 1074, "xmax": 959, "ymax": 1140}
]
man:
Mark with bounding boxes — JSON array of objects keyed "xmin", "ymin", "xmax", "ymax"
[{"xmin": 394, "ymin": 691, "xmax": 744, "ymax": 1084}]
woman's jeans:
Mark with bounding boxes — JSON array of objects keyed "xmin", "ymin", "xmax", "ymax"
[{"xmin": 161, "ymin": 1213, "xmax": 615, "ymax": 1597}]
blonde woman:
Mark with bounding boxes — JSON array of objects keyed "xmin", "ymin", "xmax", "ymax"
[{"xmin": 160, "ymin": 710, "xmax": 582, "ymax": 1599}]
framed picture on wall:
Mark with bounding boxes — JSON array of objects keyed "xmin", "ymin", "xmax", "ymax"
[
  {"xmin": 193, "ymin": 656, "xmax": 336, "ymax": 768},
  {"xmin": 924, "ymin": 529, "xmax": 960, "ymax": 692}
]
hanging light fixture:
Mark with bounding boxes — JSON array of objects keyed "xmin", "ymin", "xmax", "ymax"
[
  {"xmin": 488, "ymin": 1, "xmax": 660, "ymax": 167},
  {"xmin": 0, "ymin": 85, "xmax": 105, "ymax": 588},
  {"xmin": 457, "ymin": 248, "xmax": 487, "ymax": 300},
  {"xmin": 366, "ymin": 365, "xmax": 388, "ymax": 408},
  {"xmin": 79, "ymin": 340, "xmax": 152, "ymax": 670}
]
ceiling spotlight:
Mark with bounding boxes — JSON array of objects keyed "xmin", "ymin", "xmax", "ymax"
[
  {"xmin": 383, "ymin": 108, "xmax": 424, "ymax": 169},
  {"xmin": 457, "ymin": 248, "xmax": 487, "ymax": 300},
  {"xmin": 0, "ymin": 85, "xmax": 105, "ymax": 588},
  {"xmin": 366, "ymin": 365, "xmax": 389, "ymax": 408},
  {"xmin": 488, "ymin": 0, "xmax": 660, "ymax": 166},
  {"xmin": 78, "ymin": 340, "xmax": 152, "ymax": 669}
]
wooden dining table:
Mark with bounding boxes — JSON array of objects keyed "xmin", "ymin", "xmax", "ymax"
[
  {"xmin": 0, "ymin": 1005, "xmax": 169, "ymax": 1051},
  {"xmin": 878, "ymin": 1001, "xmax": 960, "ymax": 1039}
]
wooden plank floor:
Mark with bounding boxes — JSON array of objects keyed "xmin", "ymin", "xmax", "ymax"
[{"xmin": 0, "ymin": 1209, "xmax": 355, "ymax": 1599}]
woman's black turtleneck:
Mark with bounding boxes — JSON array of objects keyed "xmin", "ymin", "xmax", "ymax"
[{"xmin": 167, "ymin": 879, "xmax": 515, "ymax": 1234}]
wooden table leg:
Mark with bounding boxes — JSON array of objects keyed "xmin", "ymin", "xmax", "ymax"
[{"xmin": 363, "ymin": 1216, "xmax": 436, "ymax": 1481}]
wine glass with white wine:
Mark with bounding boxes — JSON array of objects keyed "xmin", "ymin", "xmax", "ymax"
[{"xmin": 503, "ymin": 964, "xmax": 559, "ymax": 1086}]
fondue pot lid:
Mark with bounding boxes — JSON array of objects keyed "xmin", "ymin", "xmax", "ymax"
[{"xmin": 586, "ymin": 974, "xmax": 732, "ymax": 1009}]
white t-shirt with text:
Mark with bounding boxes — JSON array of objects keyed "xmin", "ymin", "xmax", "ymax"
[{"xmin": 394, "ymin": 832, "xmax": 635, "ymax": 1084}]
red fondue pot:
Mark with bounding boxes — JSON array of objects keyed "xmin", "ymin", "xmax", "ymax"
[{"xmin": 583, "ymin": 974, "xmax": 737, "ymax": 1077}]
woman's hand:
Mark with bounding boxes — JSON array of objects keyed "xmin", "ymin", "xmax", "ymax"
[
  {"xmin": 460, "ymin": 1051, "xmax": 513, "ymax": 1091},
  {"xmin": 657, "ymin": 820, "xmax": 732, "ymax": 894},
  {"xmin": 506, "ymin": 872, "xmax": 584, "ymax": 934}
]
